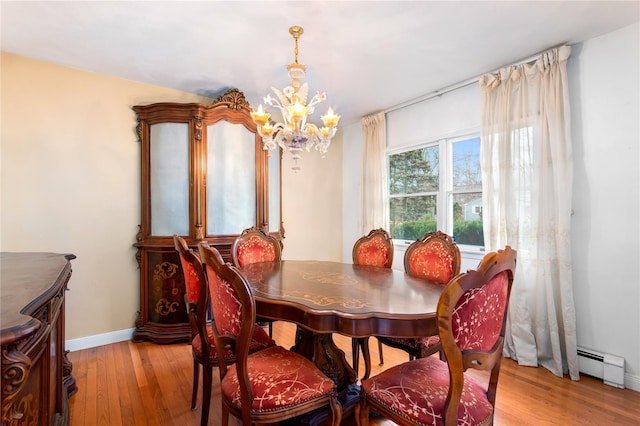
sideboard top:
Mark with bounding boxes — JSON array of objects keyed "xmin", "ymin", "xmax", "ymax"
[{"xmin": 1, "ymin": 252, "xmax": 75, "ymax": 345}]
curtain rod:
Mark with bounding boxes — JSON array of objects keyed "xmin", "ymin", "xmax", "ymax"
[{"xmin": 384, "ymin": 47, "xmax": 558, "ymax": 114}]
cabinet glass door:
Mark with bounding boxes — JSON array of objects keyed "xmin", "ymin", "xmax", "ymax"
[
  {"xmin": 206, "ymin": 121, "xmax": 256, "ymax": 235},
  {"xmin": 150, "ymin": 122, "xmax": 189, "ymax": 236}
]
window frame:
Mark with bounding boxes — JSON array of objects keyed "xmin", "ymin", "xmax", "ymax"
[{"xmin": 388, "ymin": 130, "xmax": 484, "ymax": 253}]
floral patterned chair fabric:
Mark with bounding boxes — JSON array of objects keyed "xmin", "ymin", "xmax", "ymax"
[
  {"xmin": 376, "ymin": 231, "xmax": 461, "ymax": 365},
  {"xmin": 357, "ymin": 246, "xmax": 516, "ymax": 426},
  {"xmin": 232, "ymin": 226, "xmax": 282, "ymax": 267},
  {"xmin": 199, "ymin": 243, "xmax": 342, "ymax": 426},
  {"xmin": 405, "ymin": 231, "xmax": 460, "ymax": 285},
  {"xmin": 231, "ymin": 226, "xmax": 282, "ymax": 337},
  {"xmin": 173, "ymin": 235, "xmax": 275, "ymax": 426},
  {"xmin": 351, "ymin": 229, "xmax": 394, "ymax": 380},
  {"xmin": 352, "ymin": 228, "xmax": 394, "ymax": 268}
]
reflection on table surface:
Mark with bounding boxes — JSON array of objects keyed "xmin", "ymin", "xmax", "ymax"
[{"xmin": 240, "ymin": 260, "xmax": 443, "ymax": 338}]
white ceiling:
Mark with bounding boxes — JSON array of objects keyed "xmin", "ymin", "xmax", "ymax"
[{"xmin": 2, "ymin": 1, "xmax": 638, "ymax": 125}]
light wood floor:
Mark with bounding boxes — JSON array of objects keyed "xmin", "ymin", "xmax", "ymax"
[{"xmin": 68, "ymin": 321, "xmax": 640, "ymax": 425}]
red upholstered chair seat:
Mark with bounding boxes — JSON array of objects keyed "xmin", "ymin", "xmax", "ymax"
[
  {"xmin": 220, "ymin": 345, "xmax": 337, "ymax": 412},
  {"xmin": 359, "ymin": 246, "xmax": 517, "ymax": 426},
  {"xmin": 361, "ymin": 356, "xmax": 493, "ymax": 426},
  {"xmin": 377, "ymin": 335, "xmax": 441, "ymax": 352},
  {"xmin": 174, "ymin": 235, "xmax": 278, "ymax": 426},
  {"xmin": 200, "ymin": 243, "xmax": 341, "ymax": 425}
]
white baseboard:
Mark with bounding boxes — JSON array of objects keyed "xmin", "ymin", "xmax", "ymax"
[
  {"xmin": 625, "ymin": 372, "xmax": 640, "ymax": 392},
  {"xmin": 65, "ymin": 328, "xmax": 134, "ymax": 352}
]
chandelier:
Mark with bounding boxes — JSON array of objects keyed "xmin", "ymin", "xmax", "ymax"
[{"xmin": 250, "ymin": 25, "xmax": 340, "ymax": 171}]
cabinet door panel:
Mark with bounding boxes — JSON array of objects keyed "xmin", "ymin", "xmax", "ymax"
[
  {"xmin": 150, "ymin": 123, "xmax": 189, "ymax": 236},
  {"xmin": 146, "ymin": 250, "xmax": 187, "ymax": 324},
  {"xmin": 206, "ymin": 121, "xmax": 256, "ymax": 235}
]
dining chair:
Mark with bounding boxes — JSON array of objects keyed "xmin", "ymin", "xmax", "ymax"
[
  {"xmin": 376, "ymin": 230, "xmax": 461, "ymax": 365},
  {"xmin": 351, "ymin": 228, "xmax": 394, "ymax": 380},
  {"xmin": 231, "ymin": 226, "xmax": 282, "ymax": 336},
  {"xmin": 173, "ymin": 235, "xmax": 276, "ymax": 426},
  {"xmin": 357, "ymin": 246, "xmax": 517, "ymax": 426},
  {"xmin": 199, "ymin": 242, "xmax": 342, "ymax": 426}
]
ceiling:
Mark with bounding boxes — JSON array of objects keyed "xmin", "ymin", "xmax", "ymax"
[{"xmin": 2, "ymin": 1, "xmax": 638, "ymax": 126}]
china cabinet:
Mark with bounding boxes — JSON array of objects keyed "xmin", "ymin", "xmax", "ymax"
[{"xmin": 132, "ymin": 89, "xmax": 282, "ymax": 343}]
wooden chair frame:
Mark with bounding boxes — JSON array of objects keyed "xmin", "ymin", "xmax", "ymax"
[
  {"xmin": 199, "ymin": 242, "xmax": 342, "ymax": 426},
  {"xmin": 351, "ymin": 228, "xmax": 394, "ymax": 380},
  {"xmin": 377, "ymin": 230, "xmax": 461, "ymax": 364},
  {"xmin": 231, "ymin": 226, "xmax": 282, "ymax": 336},
  {"xmin": 358, "ymin": 246, "xmax": 516, "ymax": 426},
  {"xmin": 174, "ymin": 235, "xmax": 233, "ymax": 426}
]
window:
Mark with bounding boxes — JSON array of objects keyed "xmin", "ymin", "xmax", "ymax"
[{"xmin": 388, "ymin": 135, "xmax": 484, "ymax": 250}]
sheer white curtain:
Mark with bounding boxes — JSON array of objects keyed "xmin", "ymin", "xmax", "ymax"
[
  {"xmin": 360, "ymin": 112, "xmax": 389, "ymax": 235},
  {"xmin": 480, "ymin": 45, "xmax": 579, "ymax": 380}
]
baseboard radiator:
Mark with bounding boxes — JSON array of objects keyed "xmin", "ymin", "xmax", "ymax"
[{"xmin": 577, "ymin": 347, "xmax": 625, "ymax": 388}]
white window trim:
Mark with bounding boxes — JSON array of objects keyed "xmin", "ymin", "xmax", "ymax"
[{"xmin": 388, "ymin": 129, "xmax": 484, "ymax": 253}]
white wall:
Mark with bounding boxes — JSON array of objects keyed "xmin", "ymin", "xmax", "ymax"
[
  {"xmin": 281, "ymin": 131, "xmax": 343, "ymax": 261},
  {"xmin": 568, "ymin": 22, "xmax": 639, "ymax": 388},
  {"xmin": 342, "ymin": 122, "xmax": 364, "ymax": 262},
  {"xmin": 386, "ymin": 84, "xmax": 480, "ymax": 150},
  {"xmin": 342, "ymin": 23, "xmax": 640, "ymax": 389}
]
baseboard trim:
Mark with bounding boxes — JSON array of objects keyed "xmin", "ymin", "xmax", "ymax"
[
  {"xmin": 65, "ymin": 328, "xmax": 134, "ymax": 352},
  {"xmin": 625, "ymin": 372, "xmax": 640, "ymax": 392}
]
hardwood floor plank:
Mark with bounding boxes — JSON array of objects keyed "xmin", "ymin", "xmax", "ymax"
[
  {"xmin": 103, "ymin": 343, "xmax": 124, "ymax": 425},
  {"xmin": 68, "ymin": 321, "xmax": 640, "ymax": 425},
  {"xmin": 68, "ymin": 347, "xmax": 87, "ymax": 425},
  {"xmin": 95, "ymin": 345, "xmax": 114, "ymax": 425},
  {"xmin": 112, "ymin": 341, "xmax": 136, "ymax": 426},
  {"xmin": 162, "ymin": 342, "xmax": 196, "ymax": 408},
  {"xmin": 138, "ymin": 343, "xmax": 174, "ymax": 426},
  {"xmin": 82, "ymin": 347, "xmax": 98, "ymax": 425}
]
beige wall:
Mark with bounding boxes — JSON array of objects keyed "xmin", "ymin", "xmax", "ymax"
[
  {"xmin": 280, "ymin": 130, "xmax": 343, "ymax": 261},
  {"xmin": 1, "ymin": 52, "xmax": 342, "ymax": 341}
]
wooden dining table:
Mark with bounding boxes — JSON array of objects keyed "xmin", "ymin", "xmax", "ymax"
[{"xmin": 238, "ymin": 260, "xmax": 444, "ymax": 420}]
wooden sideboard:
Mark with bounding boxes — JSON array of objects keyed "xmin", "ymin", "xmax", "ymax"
[{"xmin": 1, "ymin": 252, "xmax": 76, "ymax": 426}]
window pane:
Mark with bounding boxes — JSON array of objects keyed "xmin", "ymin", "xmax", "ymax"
[
  {"xmin": 452, "ymin": 192, "xmax": 484, "ymax": 246},
  {"xmin": 390, "ymin": 195, "xmax": 437, "ymax": 240},
  {"xmin": 452, "ymin": 137, "xmax": 481, "ymax": 192},
  {"xmin": 389, "ymin": 146, "xmax": 439, "ymax": 195}
]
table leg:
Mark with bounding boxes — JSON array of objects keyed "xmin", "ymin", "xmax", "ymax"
[
  {"xmin": 289, "ymin": 327, "xmax": 360, "ymax": 423},
  {"xmin": 292, "ymin": 327, "xmax": 357, "ymax": 390}
]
